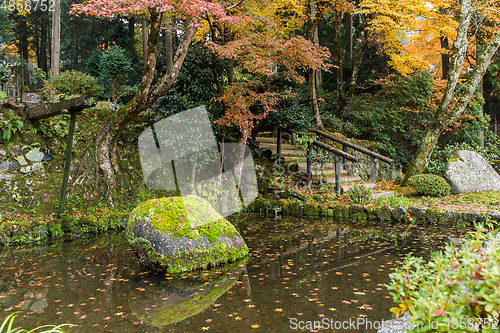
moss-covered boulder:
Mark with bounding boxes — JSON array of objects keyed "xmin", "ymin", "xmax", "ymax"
[{"xmin": 126, "ymin": 195, "xmax": 248, "ymax": 273}]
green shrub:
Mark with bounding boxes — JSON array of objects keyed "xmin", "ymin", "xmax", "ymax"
[
  {"xmin": 345, "ymin": 184, "xmax": 372, "ymax": 205},
  {"xmin": 387, "ymin": 226, "xmax": 500, "ymax": 332},
  {"xmin": 0, "ymin": 91, "xmax": 7, "ymax": 100},
  {"xmin": 407, "ymin": 174, "xmax": 450, "ymax": 197},
  {"xmin": 43, "ymin": 70, "xmax": 100, "ymax": 100},
  {"xmin": 0, "ymin": 110, "xmax": 24, "ymax": 141}
]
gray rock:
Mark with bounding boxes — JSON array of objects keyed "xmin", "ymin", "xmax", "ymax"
[
  {"xmin": 31, "ymin": 162, "xmax": 44, "ymax": 173},
  {"xmin": 30, "ymin": 300, "xmax": 48, "ymax": 312},
  {"xmin": 409, "ymin": 206, "xmax": 427, "ymax": 221},
  {"xmin": 0, "ymin": 173, "xmax": 14, "ymax": 180},
  {"xmin": 0, "ymin": 160, "xmax": 18, "ymax": 173},
  {"xmin": 377, "ymin": 313, "xmax": 415, "ymax": 333},
  {"xmin": 20, "ymin": 166, "xmax": 31, "ymax": 174},
  {"xmin": 392, "ymin": 207, "xmax": 407, "ymax": 221},
  {"xmin": 25, "ymin": 147, "xmax": 45, "ymax": 162},
  {"xmin": 461, "ymin": 211, "xmax": 483, "ymax": 223},
  {"xmin": 445, "ymin": 150, "xmax": 500, "ymax": 193},
  {"xmin": 9, "ymin": 145, "xmax": 22, "ymax": 156},
  {"xmin": 488, "ymin": 211, "xmax": 500, "ymax": 222},
  {"xmin": 443, "ymin": 210, "xmax": 458, "ymax": 223},
  {"xmin": 16, "ymin": 155, "xmax": 27, "ymax": 166}
]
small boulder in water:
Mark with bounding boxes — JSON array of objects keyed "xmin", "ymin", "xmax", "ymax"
[{"xmin": 126, "ymin": 195, "xmax": 248, "ymax": 273}]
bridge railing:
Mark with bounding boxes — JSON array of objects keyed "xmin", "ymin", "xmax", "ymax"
[{"xmin": 273, "ymin": 125, "xmax": 393, "ymax": 193}]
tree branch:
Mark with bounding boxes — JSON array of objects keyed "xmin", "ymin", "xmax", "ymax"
[{"xmin": 148, "ymin": 24, "xmax": 197, "ymax": 103}]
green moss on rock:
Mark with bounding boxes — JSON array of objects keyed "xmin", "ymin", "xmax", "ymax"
[{"xmin": 126, "ymin": 195, "xmax": 248, "ymax": 273}]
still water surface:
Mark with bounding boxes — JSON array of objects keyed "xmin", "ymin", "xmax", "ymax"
[{"xmin": 0, "ymin": 215, "xmax": 466, "ymax": 332}]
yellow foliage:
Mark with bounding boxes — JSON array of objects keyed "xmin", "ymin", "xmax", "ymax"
[{"xmin": 358, "ymin": 0, "xmax": 457, "ymax": 75}]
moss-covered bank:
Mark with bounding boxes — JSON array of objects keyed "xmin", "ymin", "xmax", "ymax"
[
  {"xmin": 247, "ymin": 196, "xmax": 500, "ymax": 227},
  {"xmin": 0, "ymin": 209, "xmax": 128, "ymax": 247}
]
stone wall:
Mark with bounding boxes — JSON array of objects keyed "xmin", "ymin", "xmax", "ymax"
[
  {"xmin": 247, "ymin": 197, "xmax": 500, "ymax": 226},
  {"xmin": 0, "ymin": 107, "xmax": 154, "ymax": 246}
]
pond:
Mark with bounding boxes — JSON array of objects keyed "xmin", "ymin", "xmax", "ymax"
[{"xmin": 0, "ymin": 215, "xmax": 467, "ymax": 332}]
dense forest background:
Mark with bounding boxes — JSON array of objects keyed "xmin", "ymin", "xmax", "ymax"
[{"xmin": 1, "ymin": 0, "xmax": 500, "ymax": 176}]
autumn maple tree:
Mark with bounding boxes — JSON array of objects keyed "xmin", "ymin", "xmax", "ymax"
[{"xmin": 70, "ymin": 0, "xmax": 330, "ymax": 201}]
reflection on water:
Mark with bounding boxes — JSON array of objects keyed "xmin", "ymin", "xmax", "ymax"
[
  {"xmin": 0, "ymin": 215, "xmax": 466, "ymax": 332},
  {"xmin": 129, "ymin": 258, "xmax": 247, "ymax": 327}
]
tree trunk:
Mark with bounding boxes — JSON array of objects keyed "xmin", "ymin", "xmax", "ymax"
[
  {"xmin": 402, "ymin": 0, "xmax": 500, "ymax": 184},
  {"xmin": 128, "ymin": 16, "xmax": 135, "ymax": 55},
  {"xmin": 402, "ymin": 125, "xmax": 442, "ymax": 182},
  {"xmin": 165, "ymin": 21, "xmax": 173, "ymax": 72},
  {"xmin": 440, "ymin": 37, "xmax": 450, "ymax": 79},
  {"xmin": 309, "ymin": 69, "xmax": 323, "ymax": 128},
  {"xmin": 142, "ymin": 17, "xmax": 148, "ymax": 70},
  {"xmin": 94, "ymin": 10, "xmax": 197, "ymax": 199},
  {"xmin": 50, "ymin": 0, "xmax": 60, "ymax": 76},
  {"xmin": 337, "ymin": 23, "xmax": 369, "ymax": 113},
  {"xmin": 346, "ymin": 13, "xmax": 352, "ymax": 60},
  {"xmin": 40, "ymin": 15, "xmax": 48, "ymax": 74},
  {"xmin": 476, "ymin": 32, "xmax": 484, "ymax": 147},
  {"xmin": 308, "ymin": 0, "xmax": 322, "ymax": 128},
  {"xmin": 334, "ymin": 10, "xmax": 344, "ymax": 114}
]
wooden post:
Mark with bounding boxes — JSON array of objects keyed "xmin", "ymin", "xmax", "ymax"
[
  {"xmin": 58, "ymin": 111, "xmax": 78, "ymax": 216},
  {"xmin": 495, "ymin": 115, "xmax": 498, "ymax": 137},
  {"xmin": 370, "ymin": 156, "xmax": 376, "ymax": 183},
  {"xmin": 307, "ymin": 142, "xmax": 312, "ymax": 187},
  {"xmin": 342, "ymin": 144, "xmax": 348, "ymax": 170},
  {"xmin": 277, "ymin": 127, "xmax": 282, "ymax": 167},
  {"xmin": 337, "ymin": 229, "xmax": 341, "ymax": 262},
  {"xmin": 335, "ymin": 155, "xmax": 340, "ymax": 194}
]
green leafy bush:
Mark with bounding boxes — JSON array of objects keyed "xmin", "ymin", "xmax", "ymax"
[
  {"xmin": 0, "ymin": 110, "xmax": 23, "ymax": 141},
  {"xmin": 407, "ymin": 174, "xmax": 450, "ymax": 197},
  {"xmin": 387, "ymin": 226, "xmax": 500, "ymax": 332},
  {"xmin": 345, "ymin": 184, "xmax": 372, "ymax": 205},
  {"xmin": 43, "ymin": 70, "xmax": 100, "ymax": 100},
  {"xmin": 0, "ymin": 91, "xmax": 7, "ymax": 100}
]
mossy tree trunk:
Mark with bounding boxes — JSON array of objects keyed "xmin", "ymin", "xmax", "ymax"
[
  {"xmin": 308, "ymin": 0, "xmax": 323, "ymax": 129},
  {"xmin": 402, "ymin": 0, "xmax": 500, "ymax": 185},
  {"xmin": 94, "ymin": 9, "xmax": 197, "ymax": 203}
]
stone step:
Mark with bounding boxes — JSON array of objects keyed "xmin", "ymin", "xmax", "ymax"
[
  {"xmin": 311, "ymin": 169, "xmax": 349, "ymax": 176},
  {"xmin": 342, "ymin": 182, "xmax": 377, "ymax": 193},
  {"xmin": 323, "ymin": 176, "xmax": 362, "ymax": 184},
  {"xmin": 259, "ymin": 143, "xmax": 298, "ymax": 151},
  {"xmin": 298, "ymin": 162, "xmax": 350, "ymax": 170},
  {"xmin": 371, "ymin": 191, "xmax": 395, "ymax": 200},
  {"xmin": 256, "ymin": 137, "xmax": 277, "ymax": 143},
  {"xmin": 271, "ymin": 149, "xmax": 303, "ymax": 157}
]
